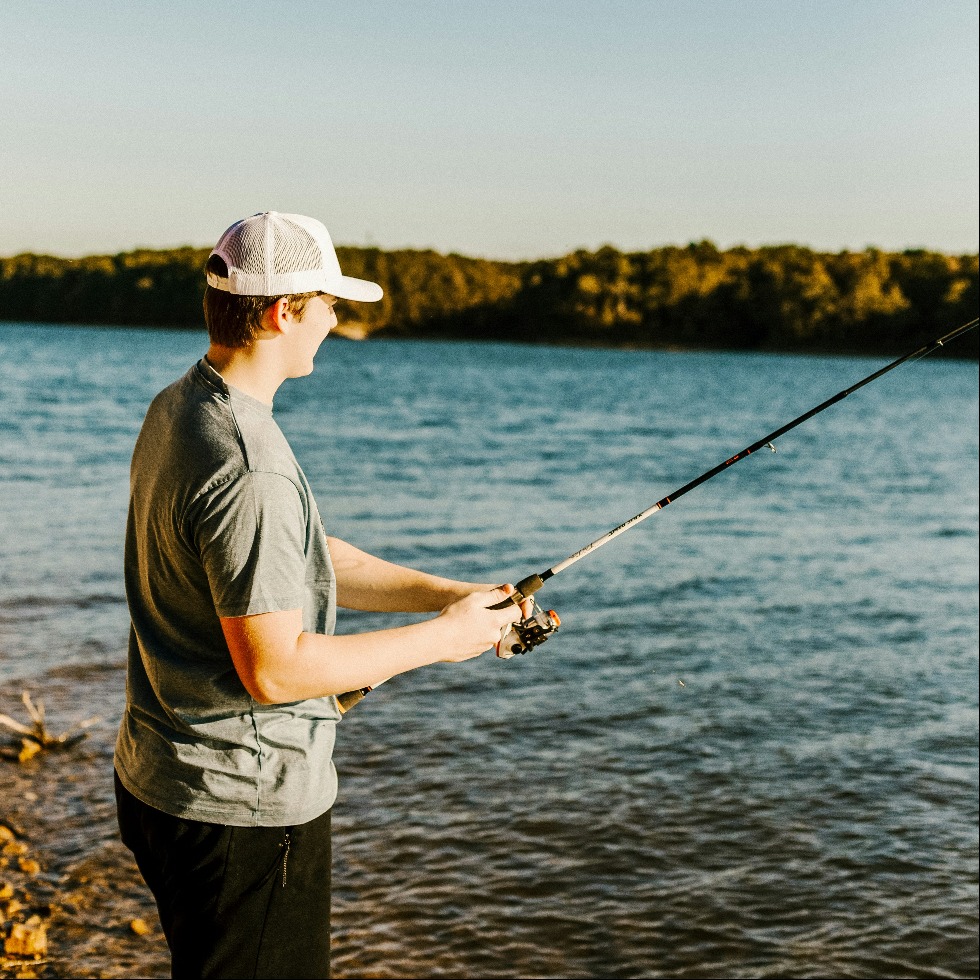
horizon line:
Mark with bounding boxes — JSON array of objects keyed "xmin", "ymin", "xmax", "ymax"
[{"xmin": 3, "ymin": 238, "xmax": 979, "ymax": 263}]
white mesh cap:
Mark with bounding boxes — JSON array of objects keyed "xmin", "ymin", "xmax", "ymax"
[{"xmin": 206, "ymin": 212, "xmax": 383, "ymax": 302}]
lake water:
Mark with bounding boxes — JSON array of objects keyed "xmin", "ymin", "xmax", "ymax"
[{"xmin": 0, "ymin": 322, "xmax": 977, "ymax": 979}]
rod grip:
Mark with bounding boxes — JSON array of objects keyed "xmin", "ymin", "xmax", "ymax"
[
  {"xmin": 336, "ymin": 688, "xmax": 371, "ymax": 714},
  {"xmin": 489, "ymin": 573, "xmax": 546, "ymax": 610}
]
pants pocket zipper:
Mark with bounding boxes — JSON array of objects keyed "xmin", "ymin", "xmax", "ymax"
[{"xmin": 281, "ymin": 831, "xmax": 292, "ymax": 888}]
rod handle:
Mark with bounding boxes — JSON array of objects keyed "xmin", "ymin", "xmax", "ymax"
[
  {"xmin": 490, "ymin": 573, "xmax": 546, "ymax": 610},
  {"xmin": 336, "ymin": 687, "xmax": 371, "ymax": 714}
]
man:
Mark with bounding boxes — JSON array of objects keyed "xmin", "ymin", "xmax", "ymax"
[{"xmin": 114, "ymin": 211, "xmax": 526, "ymax": 979}]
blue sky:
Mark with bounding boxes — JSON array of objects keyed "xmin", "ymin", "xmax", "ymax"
[{"xmin": 0, "ymin": 0, "xmax": 976, "ymax": 259}]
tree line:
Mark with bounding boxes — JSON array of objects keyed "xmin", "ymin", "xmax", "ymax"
[{"xmin": 1, "ymin": 241, "xmax": 976, "ymax": 357}]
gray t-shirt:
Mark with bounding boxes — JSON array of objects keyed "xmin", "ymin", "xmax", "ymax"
[{"xmin": 115, "ymin": 358, "xmax": 339, "ymax": 827}]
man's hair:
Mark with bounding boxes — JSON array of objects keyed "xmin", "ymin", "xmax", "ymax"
[{"xmin": 203, "ymin": 255, "xmax": 320, "ymax": 348}]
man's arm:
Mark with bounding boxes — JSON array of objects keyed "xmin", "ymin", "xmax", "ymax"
[
  {"xmin": 220, "ymin": 585, "xmax": 523, "ymax": 705},
  {"xmin": 327, "ymin": 536, "xmax": 495, "ymax": 612}
]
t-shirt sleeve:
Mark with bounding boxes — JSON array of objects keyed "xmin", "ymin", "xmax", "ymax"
[{"xmin": 192, "ymin": 471, "xmax": 309, "ymax": 618}]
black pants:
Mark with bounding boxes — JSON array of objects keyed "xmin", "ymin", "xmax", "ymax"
[{"xmin": 115, "ymin": 772, "xmax": 331, "ymax": 979}]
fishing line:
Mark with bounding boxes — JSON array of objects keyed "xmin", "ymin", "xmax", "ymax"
[{"xmin": 337, "ymin": 317, "xmax": 978, "ymax": 712}]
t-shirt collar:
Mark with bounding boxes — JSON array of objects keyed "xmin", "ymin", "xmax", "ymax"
[{"xmin": 196, "ymin": 357, "xmax": 274, "ymax": 417}]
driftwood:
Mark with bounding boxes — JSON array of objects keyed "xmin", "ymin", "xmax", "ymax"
[{"xmin": 0, "ymin": 691, "xmax": 101, "ymax": 763}]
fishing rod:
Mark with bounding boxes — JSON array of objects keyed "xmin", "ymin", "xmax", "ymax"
[{"xmin": 337, "ymin": 316, "xmax": 978, "ymax": 712}]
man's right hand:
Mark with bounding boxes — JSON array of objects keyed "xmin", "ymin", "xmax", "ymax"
[{"xmin": 435, "ymin": 585, "xmax": 525, "ymax": 662}]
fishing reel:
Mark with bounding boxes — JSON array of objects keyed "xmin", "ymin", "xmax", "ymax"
[{"xmin": 496, "ymin": 601, "xmax": 561, "ymax": 659}]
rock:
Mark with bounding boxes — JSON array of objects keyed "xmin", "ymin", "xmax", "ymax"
[
  {"xmin": 4, "ymin": 898, "xmax": 25, "ymax": 918},
  {"xmin": 17, "ymin": 858, "xmax": 41, "ymax": 876},
  {"xmin": 3, "ymin": 915, "xmax": 48, "ymax": 958},
  {"xmin": 17, "ymin": 739, "xmax": 43, "ymax": 764}
]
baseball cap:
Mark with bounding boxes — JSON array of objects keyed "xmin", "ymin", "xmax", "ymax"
[{"xmin": 206, "ymin": 211, "xmax": 383, "ymax": 302}]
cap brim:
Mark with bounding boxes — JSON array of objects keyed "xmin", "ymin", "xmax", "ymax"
[{"xmin": 331, "ymin": 276, "xmax": 383, "ymax": 303}]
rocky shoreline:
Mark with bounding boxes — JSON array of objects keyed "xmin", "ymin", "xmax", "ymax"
[
  {"xmin": 1, "ymin": 819, "xmax": 53, "ymax": 977},
  {"xmin": 0, "ymin": 685, "xmax": 168, "ymax": 980},
  {"xmin": 0, "ymin": 813, "xmax": 163, "ymax": 980}
]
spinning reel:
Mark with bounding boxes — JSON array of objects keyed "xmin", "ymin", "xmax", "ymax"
[{"xmin": 496, "ymin": 600, "xmax": 561, "ymax": 659}]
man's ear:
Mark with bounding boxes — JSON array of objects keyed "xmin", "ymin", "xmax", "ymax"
[{"xmin": 262, "ymin": 297, "xmax": 292, "ymax": 335}]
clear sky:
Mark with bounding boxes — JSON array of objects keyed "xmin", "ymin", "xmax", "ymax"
[{"xmin": 0, "ymin": 0, "xmax": 977, "ymax": 260}]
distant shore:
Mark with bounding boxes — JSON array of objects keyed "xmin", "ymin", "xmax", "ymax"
[{"xmin": 2, "ymin": 242, "xmax": 977, "ymax": 359}]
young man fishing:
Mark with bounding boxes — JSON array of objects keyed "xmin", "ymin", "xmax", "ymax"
[{"xmin": 114, "ymin": 211, "xmax": 527, "ymax": 979}]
